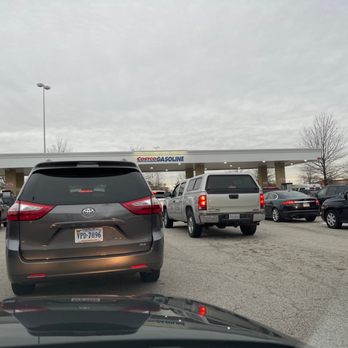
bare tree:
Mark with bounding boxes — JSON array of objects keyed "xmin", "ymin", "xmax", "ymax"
[
  {"xmin": 301, "ymin": 113, "xmax": 346, "ymax": 185},
  {"xmin": 143, "ymin": 172, "xmax": 166, "ymax": 189},
  {"xmin": 47, "ymin": 136, "xmax": 72, "ymax": 153},
  {"xmin": 300, "ymin": 165, "xmax": 321, "ymax": 184}
]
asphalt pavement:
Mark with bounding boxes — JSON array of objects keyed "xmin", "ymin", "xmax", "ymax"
[{"xmin": 0, "ymin": 219, "xmax": 347, "ymax": 347}]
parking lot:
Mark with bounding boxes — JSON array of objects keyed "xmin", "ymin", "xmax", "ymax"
[{"xmin": 0, "ymin": 219, "xmax": 347, "ymax": 347}]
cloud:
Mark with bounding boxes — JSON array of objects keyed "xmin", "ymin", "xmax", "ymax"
[{"xmin": 0, "ymin": 0, "xmax": 347, "ymax": 160}]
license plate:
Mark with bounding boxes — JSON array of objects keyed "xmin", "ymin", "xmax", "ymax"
[
  {"xmin": 229, "ymin": 213, "xmax": 240, "ymax": 220},
  {"xmin": 303, "ymin": 203, "xmax": 310, "ymax": 208},
  {"xmin": 75, "ymin": 228, "xmax": 103, "ymax": 243}
]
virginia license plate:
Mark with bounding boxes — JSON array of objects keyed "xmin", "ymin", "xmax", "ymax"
[
  {"xmin": 229, "ymin": 214, "xmax": 240, "ymax": 220},
  {"xmin": 75, "ymin": 228, "xmax": 103, "ymax": 243},
  {"xmin": 303, "ymin": 203, "xmax": 310, "ymax": 208}
]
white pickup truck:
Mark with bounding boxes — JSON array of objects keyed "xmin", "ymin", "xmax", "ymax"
[{"xmin": 162, "ymin": 173, "xmax": 265, "ymax": 238}]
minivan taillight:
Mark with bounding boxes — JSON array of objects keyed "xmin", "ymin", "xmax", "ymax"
[
  {"xmin": 122, "ymin": 196, "xmax": 162, "ymax": 215},
  {"xmin": 7, "ymin": 201, "xmax": 54, "ymax": 221},
  {"xmin": 259, "ymin": 193, "xmax": 265, "ymax": 208},
  {"xmin": 198, "ymin": 195, "xmax": 207, "ymax": 210}
]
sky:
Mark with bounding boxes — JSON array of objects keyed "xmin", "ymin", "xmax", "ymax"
[{"xmin": 0, "ymin": 0, "xmax": 347, "ymax": 183}]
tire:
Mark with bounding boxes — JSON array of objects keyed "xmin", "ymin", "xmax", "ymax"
[
  {"xmin": 163, "ymin": 208, "xmax": 174, "ymax": 228},
  {"xmin": 186, "ymin": 209, "xmax": 202, "ymax": 238},
  {"xmin": 11, "ymin": 283, "xmax": 35, "ymax": 296},
  {"xmin": 325, "ymin": 210, "xmax": 342, "ymax": 229},
  {"xmin": 240, "ymin": 224, "xmax": 257, "ymax": 236},
  {"xmin": 3, "ymin": 220, "xmax": 7, "ymax": 228},
  {"xmin": 305, "ymin": 216, "xmax": 316, "ymax": 222},
  {"xmin": 217, "ymin": 224, "xmax": 226, "ymax": 229},
  {"xmin": 272, "ymin": 208, "xmax": 282, "ymax": 222},
  {"xmin": 140, "ymin": 269, "xmax": 160, "ymax": 282}
]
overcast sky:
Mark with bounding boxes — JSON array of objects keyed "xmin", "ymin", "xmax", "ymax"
[{"xmin": 0, "ymin": 0, "xmax": 347, "ymax": 181}]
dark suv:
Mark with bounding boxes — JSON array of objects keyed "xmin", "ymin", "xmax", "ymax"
[
  {"xmin": 321, "ymin": 191, "xmax": 348, "ymax": 229},
  {"xmin": 6, "ymin": 161, "xmax": 164, "ymax": 295},
  {"xmin": 316, "ymin": 184, "xmax": 348, "ymax": 205}
]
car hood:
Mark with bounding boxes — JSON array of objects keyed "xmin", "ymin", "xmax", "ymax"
[{"xmin": 0, "ymin": 294, "xmax": 308, "ymax": 347}]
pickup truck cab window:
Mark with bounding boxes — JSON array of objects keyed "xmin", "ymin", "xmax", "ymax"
[
  {"xmin": 172, "ymin": 184, "xmax": 180, "ymax": 197},
  {"xmin": 186, "ymin": 179, "xmax": 196, "ymax": 192},
  {"xmin": 192, "ymin": 177, "xmax": 202, "ymax": 190},
  {"xmin": 178, "ymin": 182, "xmax": 186, "ymax": 196}
]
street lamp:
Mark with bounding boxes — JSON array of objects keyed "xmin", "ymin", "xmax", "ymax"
[{"xmin": 37, "ymin": 83, "xmax": 51, "ymax": 153}]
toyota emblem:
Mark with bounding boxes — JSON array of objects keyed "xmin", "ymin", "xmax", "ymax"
[{"xmin": 81, "ymin": 207, "xmax": 96, "ymax": 217}]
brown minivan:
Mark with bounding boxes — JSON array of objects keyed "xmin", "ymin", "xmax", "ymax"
[{"xmin": 6, "ymin": 161, "xmax": 164, "ymax": 295}]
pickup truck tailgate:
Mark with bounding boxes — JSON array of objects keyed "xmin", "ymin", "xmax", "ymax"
[
  {"xmin": 207, "ymin": 193, "xmax": 260, "ymax": 213},
  {"xmin": 205, "ymin": 174, "xmax": 260, "ymax": 213}
]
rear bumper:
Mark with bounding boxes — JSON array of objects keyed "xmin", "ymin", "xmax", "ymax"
[
  {"xmin": 199, "ymin": 211, "xmax": 265, "ymax": 225},
  {"xmin": 6, "ymin": 230, "xmax": 164, "ymax": 284},
  {"xmin": 281, "ymin": 210, "xmax": 320, "ymax": 219}
]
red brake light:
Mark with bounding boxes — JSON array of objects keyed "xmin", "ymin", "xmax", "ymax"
[
  {"xmin": 198, "ymin": 195, "xmax": 207, "ymax": 210},
  {"xmin": 315, "ymin": 199, "xmax": 320, "ymax": 205},
  {"xmin": 281, "ymin": 200, "xmax": 296, "ymax": 205},
  {"xmin": 131, "ymin": 264, "xmax": 148, "ymax": 269},
  {"xmin": 259, "ymin": 193, "xmax": 265, "ymax": 208},
  {"xmin": 7, "ymin": 201, "xmax": 54, "ymax": 221},
  {"xmin": 121, "ymin": 196, "xmax": 162, "ymax": 215},
  {"xmin": 198, "ymin": 305, "xmax": 207, "ymax": 316}
]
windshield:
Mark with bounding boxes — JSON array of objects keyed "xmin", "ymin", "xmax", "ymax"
[
  {"xmin": 0, "ymin": 2, "xmax": 347, "ymax": 348},
  {"xmin": 20, "ymin": 168, "xmax": 150, "ymax": 205}
]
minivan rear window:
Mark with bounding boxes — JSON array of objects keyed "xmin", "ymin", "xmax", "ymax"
[
  {"xmin": 205, "ymin": 175, "xmax": 259, "ymax": 194},
  {"xmin": 20, "ymin": 168, "xmax": 151, "ymax": 205}
]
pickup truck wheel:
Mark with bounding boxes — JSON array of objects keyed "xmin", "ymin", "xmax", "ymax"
[
  {"xmin": 325, "ymin": 210, "xmax": 342, "ymax": 229},
  {"xmin": 240, "ymin": 224, "xmax": 257, "ymax": 236},
  {"xmin": 163, "ymin": 208, "xmax": 173, "ymax": 228},
  {"xmin": 187, "ymin": 210, "xmax": 202, "ymax": 238}
]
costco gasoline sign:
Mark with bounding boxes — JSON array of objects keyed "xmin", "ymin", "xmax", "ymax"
[{"xmin": 137, "ymin": 156, "xmax": 184, "ymax": 163}]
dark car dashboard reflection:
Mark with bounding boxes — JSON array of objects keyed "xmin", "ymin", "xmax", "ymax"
[{"xmin": 0, "ymin": 295, "xmax": 308, "ymax": 347}]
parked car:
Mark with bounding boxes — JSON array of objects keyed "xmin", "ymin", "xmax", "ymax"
[
  {"xmin": 316, "ymin": 184, "xmax": 348, "ymax": 205},
  {"xmin": 6, "ymin": 161, "xmax": 164, "ymax": 295},
  {"xmin": 0, "ymin": 197, "xmax": 10, "ymax": 227},
  {"xmin": 264, "ymin": 190, "xmax": 320, "ymax": 222},
  {"xmin": 321, "ymin": 191, "xmax": 348, "ymax": 229},
  {"xmin": 162, "ymin": 173, "xmax": 265, "ymax": 238}
]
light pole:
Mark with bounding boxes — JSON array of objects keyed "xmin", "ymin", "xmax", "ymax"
[{"xmin": 37, "ymin": 83, "xmax": 51, "ymax": 153}]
